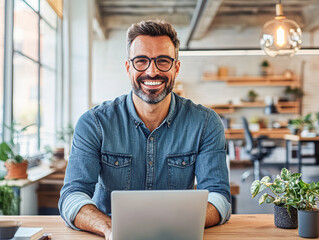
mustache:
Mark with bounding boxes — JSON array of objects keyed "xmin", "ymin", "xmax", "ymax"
[{"xmin": 137, "ymin": 75, "xmax": 168, "ymax": 83}]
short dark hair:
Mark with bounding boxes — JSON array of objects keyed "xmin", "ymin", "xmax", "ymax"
[{"xmin": 126, "ymin": 20, "xmax": 180, "ymax": 59}]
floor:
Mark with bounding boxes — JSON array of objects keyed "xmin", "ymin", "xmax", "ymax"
[{"xmin": 230, "ymin": 164, "xmax": 319, "ymax": 214}]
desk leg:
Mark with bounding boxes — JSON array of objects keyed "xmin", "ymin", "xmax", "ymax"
[
  {"xmin": 231, "ymin": 195, "xmax": 237, "ymax": 214},
  {"xmin": 286, "ymin": 140, "xmax": 290, "ymax": 170},
  {"xmin": 315, "ymin": 142, "xmax": 319, "ymax": 165},
  {"xmin": 298, "ymin": 141, "xmax": 302, "ymax": 174}
]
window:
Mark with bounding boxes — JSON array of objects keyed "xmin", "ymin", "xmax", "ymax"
[
  {"xmin": 0, "ymin": 0, "xmax": 4, "ymax": 141},
  {"xmin": 10, "ymin": 0, "xmax": 60, "ymax": 156}
]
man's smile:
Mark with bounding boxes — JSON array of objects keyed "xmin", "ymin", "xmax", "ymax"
[{"xmin": 142, "ymin": 80, "xmax": 164, "ymax": 86}]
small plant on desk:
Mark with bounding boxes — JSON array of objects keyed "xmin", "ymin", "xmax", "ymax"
[{"xmin": 250, "ymin": 168, "xmax": 300, "ymax": 229}]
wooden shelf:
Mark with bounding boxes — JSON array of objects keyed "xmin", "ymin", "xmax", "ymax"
[
  {"xmin": 225, "ymin": 128, "xmax": 291, "ymax": 139},
  {"xmin": 276, "ymin": 101, "xmax": 300, "ymax": 114},
  {"xmin": 202, "ymin": 73, "xmax": 299, "ymax": 87},
  {"xmin": 205, "ymin": 101, "xmax": 299, "ymax": 114}
]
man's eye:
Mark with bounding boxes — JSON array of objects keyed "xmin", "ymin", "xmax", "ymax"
[
  {"xmin": 135, "ymin": 59, "xmax": 148, "ymax": 64},
  {"xmin": 157, "ymin": 58, "xmax": 170, "ymax": 64}
]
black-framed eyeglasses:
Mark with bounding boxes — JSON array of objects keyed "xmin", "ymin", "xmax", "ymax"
[{"xmin": 129, "ymin": 55, "xmax": 176, "ymax": 72}]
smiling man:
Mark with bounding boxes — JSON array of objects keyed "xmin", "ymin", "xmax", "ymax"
[{"xmin": 59, "ymin": 20, "xmax": 231, "ymax": 240}]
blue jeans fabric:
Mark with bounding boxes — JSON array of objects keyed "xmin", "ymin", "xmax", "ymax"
[{"xmin": 59, "ymin": 91, "xmax": 231, "ymax": 227}]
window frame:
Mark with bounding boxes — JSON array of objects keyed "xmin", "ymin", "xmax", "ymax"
[{"xmin": 2, "ymin": 0, "xmax": 62, "ymax": 156}]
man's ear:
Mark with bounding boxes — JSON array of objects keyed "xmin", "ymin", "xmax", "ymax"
[
  {"xmin": 125, "ymin": 60, "xmax": 131, "ymax": 78},
  {"xmin": 174, "ymin": 60, "xmax": 181, "ymax": 79}
]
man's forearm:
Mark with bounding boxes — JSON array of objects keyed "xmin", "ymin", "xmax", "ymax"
[
  {"xmin": 205, "ymin": 202, "xmax": 221, "ymax": 227},
  {"xmin": 74, "ymin": 204, "xmax": 112, "ymax": 239}
]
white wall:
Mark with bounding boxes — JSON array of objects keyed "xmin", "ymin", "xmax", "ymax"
[{"xmin": 92, "ymin": 30, "xmax": 131, "ymax": 103}]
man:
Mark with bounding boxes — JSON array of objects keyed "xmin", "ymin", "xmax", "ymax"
[{"xmin": 59, "ymin": 20, "xmax": 231, "ymax": 239}]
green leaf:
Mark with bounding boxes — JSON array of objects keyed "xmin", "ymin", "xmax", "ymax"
[
  {"xmin": 281, "ymin": 168, "xmax": 290, "ymax": 181},
  {"xmin": 291, "ymin": 173, "xmax": 302, "ymax": 179},
  {"xmin": 299, "ymin": 180, "xmax": 308, "ymax": 190},
  {"xmin": 261, "ymin": 176, "xmax": 271, "ymax": 183},
  {"xmin": 259, "ymin": 183, "xmax": 268, "ymax": 193},
  {"xmin": 310, "ymin": 182, "xmax": 316, "ymax": 190},
  {"xmin": 266, "ymin": 196, "xmax": 275, "ymax": 204},
  {"xmin": 251, "ymin": 180, "xmax": 260, "ymax": 198},
  {"xmin": 259, "ymin": 193, "xmax": 268, "ymax": 205}
]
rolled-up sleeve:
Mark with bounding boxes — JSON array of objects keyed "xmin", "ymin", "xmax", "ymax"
[
  {"xmin": 195, "ymin": 111, "xmax": 231, "ymax": 224},
  {"xmin": 59, "ymin": 110, "xmax": 102, "ymax": 229}
]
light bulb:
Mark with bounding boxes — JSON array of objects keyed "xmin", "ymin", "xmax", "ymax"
[
  {"xmin": 260, "ymin": 3, "xmax": 302, "ymax": 57},
  {"xmin": 276, "ymin": 26, "xmax": 285, "ymax": 46}
]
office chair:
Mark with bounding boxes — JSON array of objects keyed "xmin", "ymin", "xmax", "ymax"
[{"xmin": 241, "ymin": 117, "xmax": 276, "ymax": 182}]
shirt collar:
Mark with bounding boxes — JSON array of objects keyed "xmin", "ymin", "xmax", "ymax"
[{"xmin": 126, "ymin": 91, "xmax": 177, "ymax": 128}]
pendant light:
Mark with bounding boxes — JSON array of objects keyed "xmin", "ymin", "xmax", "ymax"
[{"xmin": 260, "ymin": 0, "xmax": 302, "ymax": 57}]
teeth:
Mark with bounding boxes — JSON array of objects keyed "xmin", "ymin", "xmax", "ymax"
[{"xmin": 143, "ymin": 81, "xmax": 162, "ymax": 86}]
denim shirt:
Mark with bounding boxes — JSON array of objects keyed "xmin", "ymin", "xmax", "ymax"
[{"xmin": 59, "ymin": 91, "xmax": 231, "ymax": 229}]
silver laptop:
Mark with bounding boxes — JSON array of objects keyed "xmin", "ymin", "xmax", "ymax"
[{"xmin": 111, "ymin": 190, "xmax": 208, "ymax": 240}]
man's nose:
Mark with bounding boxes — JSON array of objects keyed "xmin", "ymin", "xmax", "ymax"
[{"xmin": 145, "ymin": 59, "xmax": 160, "ymax": 76}]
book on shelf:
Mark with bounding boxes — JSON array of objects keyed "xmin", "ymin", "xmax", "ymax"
[{"xmin": 12, "ymin": 227, "xmax": 44, "ymax": 240}]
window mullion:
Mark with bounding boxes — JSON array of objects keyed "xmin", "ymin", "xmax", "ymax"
[
  {"xmin": 37, "ymin": 0, "xmax": 40, "ymax": 150},
  {"xmin": 2, "ymin": 0, "xmax": 14, "ymax": 142}
]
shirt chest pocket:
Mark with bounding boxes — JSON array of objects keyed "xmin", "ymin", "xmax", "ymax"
[
  {"xmin": 167, "ymin": 152, "xmax": 196, "ymax": 190},
  {"xmin": 101, "ymin": 152, "xmax": 132, "ymax": 191}
]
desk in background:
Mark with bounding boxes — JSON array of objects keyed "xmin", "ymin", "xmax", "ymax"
[
  {"xmin": 0, "ymin": 215, "xmax": 304, "ymax": 239},
  {"xmin": 285, "ymin": 134, "xmax": 319, "ymax": 173}
]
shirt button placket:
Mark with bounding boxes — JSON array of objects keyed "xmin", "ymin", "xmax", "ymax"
[{"xmin": 146, "ymin": 135, "xmax": 155, "ymax": 190}]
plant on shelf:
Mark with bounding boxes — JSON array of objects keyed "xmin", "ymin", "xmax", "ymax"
[
  {"xmin": 250, "ymin": 168, "xmax": 300, "ymax": 229},
  {"xmin": 55, "ymin": 123, "xmax": 74, "ymax": 159},
  {"xmin": 284, "ymin": 86, "xmax": 303, "ymax": 101},
  {"xmin": 0, "ymin": 185, "xmax": 20, "ymax": 215},
  {"xmin": 0, "ymin": 122, "xmax": 35, "ymax": 179},
  {"xmin": 260, "ymin": 60, "xmax": 270, "ymax": 76},
  {"xmin": 288, "ymin": 113, "xmax": 316, "ymax": 136},
  {"xmin": 287, "ymin": 117, "xmax": 303, "ymax": 135},
  {"xmin": 247, "ymin": 90, "xmax": 258, "ymax": 102}
]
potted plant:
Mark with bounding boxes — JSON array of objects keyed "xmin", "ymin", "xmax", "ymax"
[
  {"xmin": 289, "ymin": 179, "xmax": 319, "ymax": 238},
  {"xmin": 247, "ymin": 90, "xmax": 258, "ymax": 102},
  {"xmin": 55, "ymin": 123, "xmax": 74, "ymax": 160},
  {"xmin": 251, "ymin": 168, "xmax": 300, "ymax": 229},
  {"xmin": 288, "ymin": 113, "xmax": 316, "ymax": 136},
  {"xmin": 0, "ymin": 185, "xmax": 20, "ymax": 215},
  {"xmin": 287, "ymin": 118, "xmax": 303, "ymax": 135},
  {"xmin": 284, "ymin": 86, "xmax": 304, "ymax": 101},
  {"xmin": 260, "ymin": 60, "xmax": 270, "ymax": 76},
  {"xmin": 0, "ymin": 122, "xmax": 34, "ymax": 179}
]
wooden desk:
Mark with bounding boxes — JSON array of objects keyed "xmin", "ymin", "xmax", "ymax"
[
  {"xmin": 285, "ymin": 134, "xmax": 319, "ymax": 173},
  {"xmin": 0, "ymin": 215, "xmax": 305, "ymax": 239}
]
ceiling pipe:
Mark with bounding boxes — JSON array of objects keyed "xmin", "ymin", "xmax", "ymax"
[{"xmin": 184, "ymin": 0, "xmax": 207, "ymax": 49}]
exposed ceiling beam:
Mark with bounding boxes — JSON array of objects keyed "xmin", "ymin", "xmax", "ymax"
[
  {"xmin": 192, "ymin": 0, "xmax": 224, "ymax": 40},
  {"xmin": 94, "ymin": 1, "xmax": 108, "ymax": 38},
  {"xmin": 184, "ymin": 0, "xmax": 208, "ymax": 48}
]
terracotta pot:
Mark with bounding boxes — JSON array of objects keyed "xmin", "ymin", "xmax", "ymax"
[{"xmin": 4, "ymin": 160, "xmax": 28, "ymax": 179}]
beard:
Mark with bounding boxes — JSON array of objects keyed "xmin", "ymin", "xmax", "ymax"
[{"xmin": 132, "ymin": 74, "xmax": 175, "ymax": 104}]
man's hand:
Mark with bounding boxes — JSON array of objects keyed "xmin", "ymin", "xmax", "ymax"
[
  {"xmin": 74, "ymin": 204, "xmax": 112, "ymax": 238},
  {"xmin": 205, "ymin": 202, "xmax": 221, "ymax": 227}
]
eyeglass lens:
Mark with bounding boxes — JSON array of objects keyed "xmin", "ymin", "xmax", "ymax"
[{"xmin": 132, "ymin": 57, "xmax": 174, "ymax": 72}]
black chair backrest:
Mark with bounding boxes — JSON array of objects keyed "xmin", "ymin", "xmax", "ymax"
[{"xmin": 242, "ymin": 117, "xmax": 253, "ymax": 152}]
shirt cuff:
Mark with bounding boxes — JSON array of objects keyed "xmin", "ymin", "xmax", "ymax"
[
  {"xmin": 62, "ymin": 192, "xmax": 97, "ymax": 230},
  {"xmin": 208, "ymin": 192, "xmax": 231, "ymax": 225}
]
